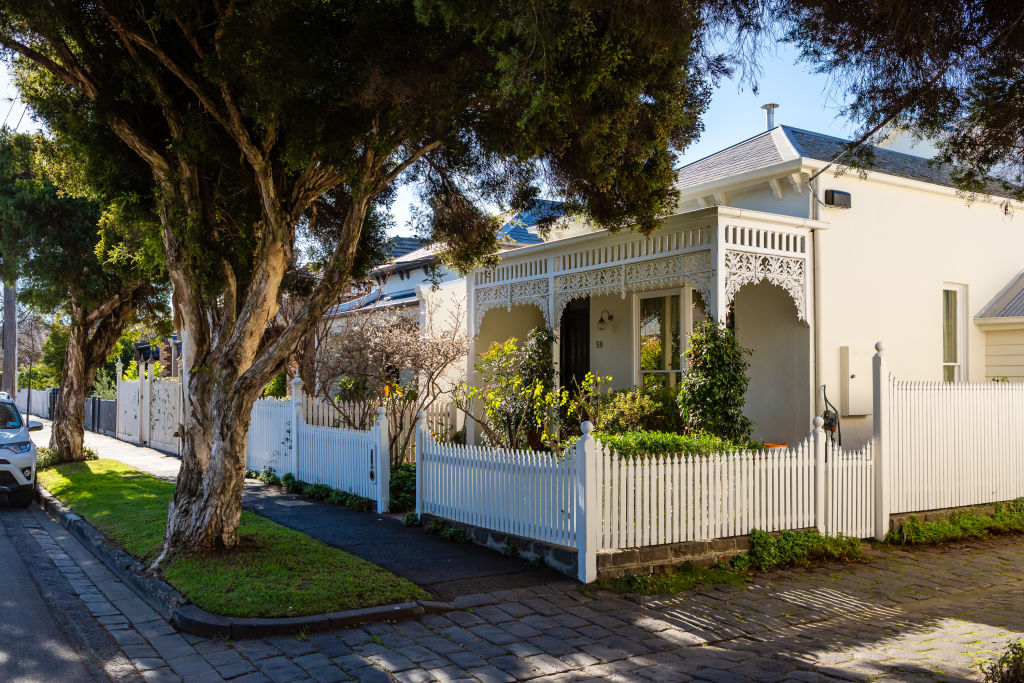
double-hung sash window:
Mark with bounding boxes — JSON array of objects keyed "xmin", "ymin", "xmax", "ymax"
[
  {"xmin": 942, "ymin": 284, "xmax": 966, "ymax": 382},
  {"xmin": 639, "ymin": 293, "xmax": 681, "ymax": 388}
]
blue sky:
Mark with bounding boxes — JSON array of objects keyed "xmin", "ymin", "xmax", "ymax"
[{"xmin": 1, "ymin": 43, "xmax": 857, "ymax": 236}]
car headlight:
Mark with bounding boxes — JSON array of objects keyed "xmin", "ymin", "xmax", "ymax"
[{"xmin": 4, "ymin": 442, "xmax": 32, "ymax": 454}]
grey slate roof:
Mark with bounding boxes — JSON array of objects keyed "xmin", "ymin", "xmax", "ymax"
[
  {"xmin": 674, "ymin": 130, "xmax": 783, "ymax": 190},
  {"xmin": 781, "ymin": 126, "xmax": 964, "ymax": 192},
  {"xmin": 674, "ymin": 124, "xmax": 1013, "ymax": 198},
  {"xmin": 386, "ymin": 236, "xmax": 428, "ymax": 259},
  {"xmin": 978, "ymin": 271, "xmax": 1024, "ymax": 319},
  {"xmin": 496, "ymin": 200, "xmax": 564, "ymax": 245}
]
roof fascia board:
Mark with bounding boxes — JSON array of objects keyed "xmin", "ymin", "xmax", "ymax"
[
  {"xmin": 974, "ymin": 315, "xmax": 1024, "ymax": 329},
  {"xmin": 676, "ymin": 159, "xmax": 806, "ymax": 201}
]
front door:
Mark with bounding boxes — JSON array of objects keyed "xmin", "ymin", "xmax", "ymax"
[{"xmin": 560, "ymin": 298, "xmax": 590, "ymax": 390}]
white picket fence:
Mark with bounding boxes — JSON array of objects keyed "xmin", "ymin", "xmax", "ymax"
[
  {"xmin": 417, "ymin": 343, "xmax": 1024, "ymax": 582},
  {"xmin": 16, "ymin": 387, "xmax": 52, "ymax": 418},
  {"xmin": 114, "ymin": 365, "xmax": 182, "ymax": 454},
  {"xmin": 302, "ymin": 393, "xmax": 461, "ymax": 463},
  {"xmin": 886, "ymin": 378, "xmax": 1024, "ymax": 514},
  {"xmin": 245, "ymin": 378, "xmax": 390, "ymax": 511},
  {"xmin": 417, "ymin": 439, "xmax": 578, "ymax": 548}
]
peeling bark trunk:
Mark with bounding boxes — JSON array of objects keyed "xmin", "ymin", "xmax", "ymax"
[
  {"xmin": 49, "ymin": 319, "xmax": 89, "ymax": 461},
  {"xmin": 152, "ymin": 196, "xmax": 371, "ymax": 563},
  {"xmin": 50, "ymin": 290, "xmax": 149, "ymax": 463}
]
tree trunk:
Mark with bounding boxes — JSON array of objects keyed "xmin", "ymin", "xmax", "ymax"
[
  {"xmin": 49, "ymin": 319, "xmax": 90, "ymax": 461},
  {"xmin": 2, "ymin": 283, "xmax": 16, "ymax": 396}
]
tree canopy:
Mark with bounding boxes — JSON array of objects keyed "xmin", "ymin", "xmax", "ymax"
[{"xmin": 778, "ymin": 0, "xmax": 1024, "ymax": 200}]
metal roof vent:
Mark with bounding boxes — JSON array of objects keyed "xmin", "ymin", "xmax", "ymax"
[{"xmin": 761, "ymin": 103, "xmax": 779, "ymax": 130}]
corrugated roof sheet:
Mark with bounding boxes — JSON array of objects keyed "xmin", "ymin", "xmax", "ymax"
[
  {"xmin": 978, "ymin": 271, "xmax": 1024, "ymax": 319},
  {"xmin": 325, "ymin": 289, "xmax": 418, "ymax": 317},
  {"xmin": 675, "ymin": 130, "xmax": 784, "ymax": 190}
]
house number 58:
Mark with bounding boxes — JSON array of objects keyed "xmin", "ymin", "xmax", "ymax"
[{"xmin": 595, "ymin": 341, "xmax": 604, "ymax": 349}]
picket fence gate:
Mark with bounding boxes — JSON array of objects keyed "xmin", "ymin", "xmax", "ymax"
[
  {"xmin": 114, "ymin": 362, "xmax": 182, "ymax": 454},
  {"xmin": 245, "ymin": 378, "xmax": 391, "ymax": 512}
]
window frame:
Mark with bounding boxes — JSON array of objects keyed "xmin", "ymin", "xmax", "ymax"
[{"xmin": 942, "ymin": 283, "xmax": 967, "ymax": 382}]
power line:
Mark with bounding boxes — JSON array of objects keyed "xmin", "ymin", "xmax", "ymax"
[
  {"xmin": 1, "ymin": 98, "xmax": 15, "ymax": 128},
  {"xmin": 14, "ymin": 106, "xmax": 26, "ymax": 131}
]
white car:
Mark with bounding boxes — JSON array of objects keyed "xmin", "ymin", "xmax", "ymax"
[{"xmin": 0, "ymin": 392, "xmax": 42, "ymax": 508}]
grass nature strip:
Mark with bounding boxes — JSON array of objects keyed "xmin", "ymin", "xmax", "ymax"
[{"xmin": 38, "ymin": 459, "xmax": 429, "ymax": 618}]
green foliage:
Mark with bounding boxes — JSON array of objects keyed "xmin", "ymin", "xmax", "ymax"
[
  {"xmin": 18, "ymin": 366, "xmax": 57, "ymax": 390},
  {"xmin": 422, "ymin": 517, "xmax": 473, "ymax": 543},
  {"xmin": 402, "ymin": 512, "xmax": 421, "ymax": 527},
  {"xmin": 258, "ymin": 466, "xmax": 280, "ymax": 486},
  {"xmin": 885, "ymin": 499, "xmax": 1024, "ymax": 545},
  {"xmin": 40, "ymin": 324, "xmax": 69, "ymax": 378},
  {"xmin": 302, "ymin": 483, "xmax": 332, "ymax": 501},
  {"xmin": 735, "ymin": 529, "xmax": 862, "ymax": 572},
  {"xmin": 600, "ymin": 385, "xmax": 684, "ymax": 435},
  {"xmin": 263, "ymin": 373, "xmax": 288, "ymax": 399},
  {"xmin": 389, "ymin": 464, "xmax": 417, "ymax": 513},
  {"xmin": 121, "ymin": 360, "xmax": 139, "ymax": 381},
  {"xmin": 596, "ymin": 562, "xmax": 746, "ymax": 595},
  {"xmin": 90, "ymin": 369, "xmax": 117, "ymax": 400},
  {"xmin": 678, "ymin": 321, "xmax": 753, "ymax": 442},
  {"xmin": 281, "ymin": 473, "xmax": 306, "ymax": 494},
  {"xmin": 982, "ymin": 640, "xmax": 1024, "ymax": 683},
  {"xmin": 598, "ymin": 430, "xmax": 743, "ymax": 457},
  {"xmin": 36, "ymin": 448, "xmax": 58, "ymax": 470},
  {"xmin": 326, "ymin": 489, "xmax": 375, "ymax": 512},
  {"xmin": 462, "ymin": 328, "xmax": 556, "ymax": 450}
]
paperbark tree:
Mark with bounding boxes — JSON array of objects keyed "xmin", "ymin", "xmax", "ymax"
[
  {"xmin": 0, "ymin": 0, "xmax": 758, "ymax": 564},
  {"xmin": 0, "ymin": 132, "xmax": 166, "ymax": 461},
  {"xmin": 1, "ymin": 283, "xmax": 15, "ymax": 395}
]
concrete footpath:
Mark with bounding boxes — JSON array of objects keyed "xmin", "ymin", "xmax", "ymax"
[{"xmin": 32, "ymin": 422, "xmax": 564, "ymax": 600}]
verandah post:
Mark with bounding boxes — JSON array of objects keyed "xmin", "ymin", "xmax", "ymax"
[
  {"xmin": 290, "ymin": 376, "xmax": 303, "ymax": 478},
  {"xmin": 575, "ymin": 421, "xmax": 598, "ymax": 583},
  {"xmin": 375, "ymin": 406, "xmax": 390, "ymax": 514},
  {"xmin": 415, "ymin": 410, "xmax": 426, "ymax": 517},
  {"xmin": 872, "ymin": 341, "xmax": 890, "ymax": 541},
  {"xmin": 812, "ymin": 416, "xmax": 825, "ymax": 533}
]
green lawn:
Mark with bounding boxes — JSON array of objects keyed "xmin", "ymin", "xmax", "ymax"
[{"xmin": 39, "ymin": 459, "xmax": 429, "ymax": 617}]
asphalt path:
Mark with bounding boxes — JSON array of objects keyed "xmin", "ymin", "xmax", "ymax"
[{"xmin": 0, "ymin": 505, "xmax": 112, "ymax": 682}]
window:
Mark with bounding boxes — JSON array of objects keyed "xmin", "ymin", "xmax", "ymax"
[
  {"xmin": 0, "ymin": 404, "xmax": 22, "ymax": 429},
  {"xmin": 942, "ymin": 284, "xmax": 966, "ymax": 382},
  {"xmin": 639, "ymin": 293, "xmax": 681, "ymax": 388}
]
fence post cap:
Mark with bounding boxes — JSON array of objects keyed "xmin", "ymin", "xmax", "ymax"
[
  {"xmin": 580, "ymin": 421, "xmax": 594, "ymax": 435},
  {"xmin": 290, "ymin": 376, "xmax": 303, "ymax": 389},
  {"xmin": 416, "ymin": 410, "xmax": 425, "ymax": 421},
  {"xmin": 874, "ymin": 341, "xmax": 885, "ymax": 353},
  {"xmin": 377, "ymin": 406, "xmax": 386, "ymax": 418},
  {"xmin": 812, "ymin": 416, "xmax": 824, "ymax": 429}
]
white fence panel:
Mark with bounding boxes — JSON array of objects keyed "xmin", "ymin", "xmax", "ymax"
[
  {"xmin": 418, "ymin": 434, "xmax": 577, "ymax": 548},
  {"xmin": 888, "ymin": 378, "xmax": 1024, "ymax": 514},
  {"xmin": 117, "ymin": 380, "xmax": 140, "ymax": 442},
  {"xmin": 296, "ymin": 422, "xmax": 381, "ymax": 500},
  {"xmin": 149, "ymin": 379, "xmax": 181, "ymax": 454},
  {"xmin": 16, "ymin": 388, "xmax": 51, "ymax": 418},
  {"xmin": 824, "ymin": 440, "xmax": 874, "ymax": 538},
  {"xmin": 245, "ymin": 400, "xmax": 292, "ymax": 475},
  {"xmin": 596, "ymin": 439, "xmax": 816, "ymax": 551}
]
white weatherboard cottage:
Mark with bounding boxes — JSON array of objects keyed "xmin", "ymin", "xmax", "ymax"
[{"xmin": 466, "ymin": 119, "xmax": 1024, "ymax": 448}]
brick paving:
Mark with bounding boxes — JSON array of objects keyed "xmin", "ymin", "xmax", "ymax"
[{"xmin": 10, "ymin": 494, "xmax": 1024, "ymax": 682}]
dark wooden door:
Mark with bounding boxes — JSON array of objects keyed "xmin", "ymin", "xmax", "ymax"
[{"xmin": 560, "ymin": 298, "xmax": 590, "ymax": 390}]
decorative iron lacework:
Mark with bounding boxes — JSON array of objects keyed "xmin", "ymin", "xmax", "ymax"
[
  {"xmin": 723, "ymin": 250, "xmax": 807, "ymax": 321},
  {"xmin": 473, "ymin": 278, "xmax": 551, "ymax": 335},
  {"xmin": 552, "ymin": 251, "xmax": 713, "ymax": 319}
]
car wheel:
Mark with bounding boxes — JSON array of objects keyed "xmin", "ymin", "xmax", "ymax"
[{"xmin": 10, "ymin": 489, "xmax": 34, "ymax": 508}]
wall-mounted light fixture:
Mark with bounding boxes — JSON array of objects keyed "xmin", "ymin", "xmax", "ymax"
[{"xmin": 596, "ymin": 309, "xmax": 614, "ymax": 331}]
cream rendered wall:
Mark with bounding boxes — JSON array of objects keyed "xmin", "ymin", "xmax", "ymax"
[
  {"xmin": 722, "ymin": 185, "xmax": 808, "ymax": 218},
  {"xmin": 418, "ymin": 279, "xmax": 469, "ymax": 393},
  {"xmin": 733, "ymin": 284, "xmax": 812, "ymax": 445},
  {"xmin": 814, "ymin": 174, "xmax": 1024, "ymax": 445},
  {"xmin": 588, "ymin": 294, "xmax": 634, "ymax": 390},
  {"xmin": 983, "ymin": 327, "xmax": 1024, "ymax": 381},
  {"xmin": 474, "ymin": 304, "xmax": 547, "ymax": 362}
]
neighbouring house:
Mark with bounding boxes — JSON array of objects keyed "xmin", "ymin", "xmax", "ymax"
[
  {"xmin": 465, "ymin": 115, "xmax": 1024, "ymax": 447},
  {"xmin": 324, "ymin": 200, "xmax": 575, "ymax": 391}
]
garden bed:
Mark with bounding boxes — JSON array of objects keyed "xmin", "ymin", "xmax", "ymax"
[{"xmin": 38, "ymin": 459, "xmax": 429, "ymax": 618}]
